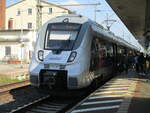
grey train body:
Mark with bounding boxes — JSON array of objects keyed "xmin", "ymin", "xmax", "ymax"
[{"xmin": 29, "ymin": 14, "xmax": 140, "ymax": 90}]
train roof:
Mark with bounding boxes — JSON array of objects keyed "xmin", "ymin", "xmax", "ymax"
[
  {"xmin": 46, "ymin": 14, "xmax": 90, "ymax": 24},
  {"xmin": 91, "ymin": 21, "xmax": 141, "ymax": 51},
  {"xmin": 44, "ymin": 14, "xmax": 141, "ymax": 51}
]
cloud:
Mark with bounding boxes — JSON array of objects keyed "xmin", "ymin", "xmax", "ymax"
[{"xmin": 62, "ymin": 0, "xmax": 84, "ymax": 10}]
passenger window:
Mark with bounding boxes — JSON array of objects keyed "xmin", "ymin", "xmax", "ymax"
[{"xmin": 105, "ymin": 44, "xmax": 113, "ymax": 66}]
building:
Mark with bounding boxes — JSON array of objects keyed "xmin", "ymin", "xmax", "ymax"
[
  {"xmin": 0, "ymin": 29, "xmax": 36, "ymax": 63},
  {"xmin": 0, "ymin": 0, "xmax": 6, "ymax": 29},
  {"xmin": 0, "ymin": 0, "xmax": 72, "ymax": 63},
  {"xmin": 5, "ymin": 0, "xmax": 72, "ymax": 29}
]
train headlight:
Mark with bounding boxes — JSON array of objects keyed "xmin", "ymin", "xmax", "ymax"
[
  {"xmin": 38, "ymin": 50, "xmax": 44, "ymax": 61},
  {"xmin": 67, "ymin": 51, "xmax": 77, "ymax": 62}
]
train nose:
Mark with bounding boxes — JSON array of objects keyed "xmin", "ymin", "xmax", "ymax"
[
  {"xmin": 42, "ymin": 71, "xmax": 57, "ymax": 88},
  {"xmin": 43, "ymin": 51, "xmax": 71, "ymax": 64},
  {"xmin": 40, "ymin": 70, "xmax": 68, "ymax": 89},
  {"xmin": 44, "ymin": 71, "xmax": 57, "ymax": 77}
]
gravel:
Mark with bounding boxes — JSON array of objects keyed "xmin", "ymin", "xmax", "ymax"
[{"xmin": 0, "ymin": 86, "xmax": 48, "ymax": 113}]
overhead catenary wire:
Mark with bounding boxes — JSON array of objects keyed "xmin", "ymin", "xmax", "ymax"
[{"xmin": 36, "ymin": 2, "xmax": 101, "ymax": 30}]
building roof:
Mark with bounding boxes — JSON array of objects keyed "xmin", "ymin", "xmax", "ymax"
[
  {"xmin": 6, "ymin": 0, "xmax": 73, "ymax": 14},
  {"xmin": 41, "ymin": 0, "xmax": 73, "ymax": 14}
]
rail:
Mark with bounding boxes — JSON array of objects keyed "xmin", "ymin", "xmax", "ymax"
[{"xmin": 0, "ymin": 80, "xmax": 30, "ymax": 93}]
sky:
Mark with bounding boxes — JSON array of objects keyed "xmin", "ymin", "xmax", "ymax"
[{"xmin": 6, "ymin": 0, "xmax": 142, "ymax": 50}]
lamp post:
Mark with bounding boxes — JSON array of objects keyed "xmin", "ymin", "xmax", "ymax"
[
  {"xmin": 20, "ymin": 39, "xmax": 24, "ymax": 68},
  {"xmin": 19, "ymin": 9, "xmax": 26, "ymax": 68}
]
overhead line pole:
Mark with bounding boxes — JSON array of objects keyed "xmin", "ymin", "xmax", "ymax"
[
  {"xmin": 36, "ymin": 0, "xmax": 42, "ymax": 31},
  {"xmin": 144, "ymin": 0, "xmax": 150, "ymax": 49}
]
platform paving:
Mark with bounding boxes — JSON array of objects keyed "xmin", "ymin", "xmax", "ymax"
[
  {"xmin": 69, "ymin": 70, "xmax": 150, "ymax": 113},
  {"xmin": 127, "ymin": 75, "xmax": 150, "ymax": 113}
]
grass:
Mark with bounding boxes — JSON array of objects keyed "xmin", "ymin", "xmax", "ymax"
[{"xmin": 0, "ymin": 74, "xmax": 25, "ymax": 86}]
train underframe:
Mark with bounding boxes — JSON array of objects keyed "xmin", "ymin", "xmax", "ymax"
[{"xmin": 38, "ymin": 69, "xmax": 68, "ymax": 90}]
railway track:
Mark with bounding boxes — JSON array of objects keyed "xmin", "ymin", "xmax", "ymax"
[
  {"xmin": 0, "ymin": 80, "xmax": 30, "ymax": 92},
  {"xmin": 8, "ymin": 80, "xmax": 107, "ymax": 113},
  {"xmin": 10, "ymin": 93, "xmax": 86, "ymax": 113},
  {"xmin": 0, "ymin": 80, "xmax": 30, "ymax": 102},
  {"xmin": 0, "ymin": 79, "xmax": 100, "ymax": 113},
  {"xmin": 0, "ymin": 77, "xmax": 111, "ymax": 113}
]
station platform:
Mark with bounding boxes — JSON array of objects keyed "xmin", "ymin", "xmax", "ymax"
[{"xmin": 69, "ymin": 70, "xmax": 150, "ymax": 113}]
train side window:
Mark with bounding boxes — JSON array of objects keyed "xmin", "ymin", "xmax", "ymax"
[
  {"xmin": 105, "ymin": 44, "xmax": 113, "ymax": 66},
  {"xmin": 98, "ymin": 42, "xmax": 107, "ymax": 67}
]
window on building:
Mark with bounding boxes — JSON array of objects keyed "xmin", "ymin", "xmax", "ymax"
[
  {"xmin": 49, "ymin": 8, "xmax": 52, "ymax": 14},
  {"xmin": 28, "ymin": 8, "xmax": 32, "ymax": 15},
  {"xmin": 8, "ymin": 18, "xmax": 13, "ymax": 29},
  {"xmin": 17, "ymin": 10, "xmax": 21, "ymax": 15},
  {"xmin": 5, "ymin": 46, "xmax": 11, "ymax": 56},
  {"xmin": 28, "ymin": 23, "xmax": 32, "ymax": 29}
]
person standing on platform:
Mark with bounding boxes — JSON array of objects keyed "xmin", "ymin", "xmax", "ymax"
[
  {"xmin": 123, "ymin": 54, "xmax": 129, "ymax": 74},
  {"xmin": 138, "ymin": 53, "xmax": 145, "ymax": 75},
  {"xmin": 135, "ymin": 53, "xmax": 139, "ymax": 73},
  {"xmin": 145, "ymin": 54, "xmax": 150, "ymax": 74}
]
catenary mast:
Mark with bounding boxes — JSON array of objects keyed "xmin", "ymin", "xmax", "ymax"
[{"xmin": 36, "ymin": 0, "xmax": 42, "ymax": 31}]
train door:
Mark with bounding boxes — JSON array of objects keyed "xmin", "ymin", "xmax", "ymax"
[
  {"xmin": 90, "ymin": 37, "xmax": 99, "ymax": 72},
  {"xmin": 116, "ymin": 46, "xmax": 126, "ymax": 73},
  {"xmin": 97, "ymin": 41, "xmax": 114, "ymax": 68},
  {"xmin": 113, "ymin": 44, "xmax": 118, "ymax": 73},
  {"xmin": 90, "ymin": 37, "xmax": 115, "ymax": 78},
  {"xmin": 100, "ymin": 42, "xmax": 114, "ymax": 75}
]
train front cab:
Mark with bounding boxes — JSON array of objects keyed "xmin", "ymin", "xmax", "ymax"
[{"xmin": 29, "ymin": 21, "xmax": 94, "ymax": 90}]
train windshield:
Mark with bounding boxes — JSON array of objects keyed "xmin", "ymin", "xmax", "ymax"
[{"xmin": 45, "ymin": 23, "xmax": 81, "ymax": 50}]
